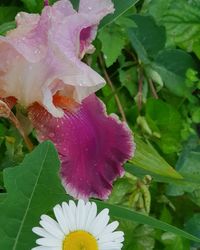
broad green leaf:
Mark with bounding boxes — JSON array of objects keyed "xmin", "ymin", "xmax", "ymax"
[
  {"xmin": 167, "ymin": 136, "xmax": 200, "ymax": 196},
  {"xmin": 129, "ymin": 15, "xmax": 166, "ymax": 59},
  {"xmin": 119, "ymin": 67, "xmax": 138, "ymax": 97},
  {"xmin": 122, "ymin": 223, "xmax": 156, "ymax": 250},
  {"xmin": 0, "ymin": 7, "xmax": 21, "ymax": 25},
  {"xmin": 21, "ymin": 0, "xmax": 79, "ymax": 12},
  {"xmin": 145, "ymin": 98, "xmax": 182, "ymax": 154},
  {"xmin": 191, "ymin": 107, "xmax": 200, "ymax": 123},
  {"xmin": 142, "ymin": 0, "xmax": 172, "ymax": 22},
  {"xmin": 98, "ymin": 23, "xmax": 126, "ymax": 67},
  {"xmin": 100, "ymin": 0, "xmax": 139, "ymax": 29},
  {"xmin": 128, "ymin": 28, "xmax": 150, "ymax": 64},
  {"xmin": 0, "ymin": 21, "xmax": 16, "ymax": 35},
  {"xmin": 69, "ymin": 0, "xmax": 79, "ymax": 9},
  {"xmin": 190, "ymin": 188, "xmax": 200, "ymax": 207},
  {"xmin": 147, "ymin": 0, "xmax": 200, "ymax": 58},
  {"xmin": 160, "ymin": 232, "xmax": 190, "ymax": 250},
  {"xmin": 20, "ymin": 0, "xmax": 44, "ymax": 12},
  {"xmin": 154, "ymin": 49, "xmax": 196, "ymax": 96},
  {"xmin": 185, "ymin": 214, "xmax": 200, "ymax": 248},
  {"xmin": 94, "ymin": 200, "xmax": 200, "ymax": 243},
  {"xmin": 129, "ymin": 135, "xmax": 183, "ymax": 179},
  {"xmin": 0, "ymin": 141, "xmax": 67, "ymax": 250}
]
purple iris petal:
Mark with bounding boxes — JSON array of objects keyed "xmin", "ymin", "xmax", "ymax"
[{"xmin": 29, "ymin": 95, "xmax": 135, "ymax": 200}]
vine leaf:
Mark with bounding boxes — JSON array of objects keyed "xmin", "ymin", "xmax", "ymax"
[{"xmin": 0, "ymin": 141, "xmax": 67, "ymax": 250}]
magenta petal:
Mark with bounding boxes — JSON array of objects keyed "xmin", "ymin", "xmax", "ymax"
[{"xmin": 29, "ymin": 95, "xmax": 135, "ymax": 200}]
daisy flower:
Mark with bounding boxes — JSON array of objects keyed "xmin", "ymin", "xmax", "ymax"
[{"xmin": 32, "ymin": 199, "xmax": 124, "ymax": 250}]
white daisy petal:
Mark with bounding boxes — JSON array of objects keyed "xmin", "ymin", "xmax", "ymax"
[
  {"xmin": 32, "ymin": 247, "xmax": 57, "ymax": 250},
  {"xmin": 53, "ymin": 204, "xmax": 69, "ymax": 234},
  {"xmin": 101, "ymin": 221, "xmax": 119, "ymax": 236},
  {"xmin": 62, "ymin": 201, "xmax": 76, "ymax": 231},
  {"xmin": 89, "ymin": 208, "xmax": 110, "ymax": 237},
  {"xmin": 98, "ymin": 231, "xmax": 124, "ymax": 243},
  {"xmin": 82, "ymin": 201, "xmax": 92, "ymax": 228},
  {"xmin": 76, "ymin": 199, "xmax": 86, "ymax": 229},
  {"xmin": 32, "ymin": 227, "xmax": 53, "ymax": 238},
  {"xmin": 36, "ymin": 237, "xmax": 62, "ymax": 247},
  {"xmin": 39, "ymin": 215, "xmax": 64, "ymax": 239},
  {"xmin": 32, "ymin": 246, "xmax": 60, "ymax": 250},
  {"xmin": 85, "ymin": 201, "xmax": 97, "ymax": 230},
  {"xmin": 99, "ymin": 242, "xmax": 123, "ymax": 249},
  {"xmin": 33, "ymin": 200, "xmax": 124, "ymax": 250}
]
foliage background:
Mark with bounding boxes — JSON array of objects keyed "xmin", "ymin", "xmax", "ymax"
[{"xmin": 0, "ymin": 0, "xmax": 200, "ymax": 249}]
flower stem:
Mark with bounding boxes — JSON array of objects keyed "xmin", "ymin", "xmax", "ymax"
[
  {"xmin": 0, "ymin": 100, "xmax": 33, "ymax": 151},
  {"xmin": 148, "ymin": 78, "xmax": 159, "ymax": 99},
  {"xmin": 137, "ymin": 67, "xmax": 143, "ymax": 112},
  {"xmin": 99, "ymin": 54, "xmax": 127, "ymax": 122}
]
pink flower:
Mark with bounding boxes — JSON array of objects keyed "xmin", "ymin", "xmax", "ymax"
[
  {"xmin": 0, "ymin": 0, "xmax": 114, "ymax": 117},
  {"xmin": 0, "ymin": 0, "xmax": 135, "ymax": 200},
  {"xmin": 29, "ymin": 94, "xmax": 135, "ymax": 200}
]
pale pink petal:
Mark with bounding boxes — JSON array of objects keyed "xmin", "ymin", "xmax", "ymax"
[
  {"xmin": 0, "ymin": 41, "xmax": 105, "ymax": 117},
  {"xmin": 3, "ymin": 1, "xmax": 74, "ymax": 62},
  {"xmin": 28, "ymin": 95, "xmax": 135, "ymax": 200},
  {"xmin": 52, "ymin": 0, "xmax": 75, "ymax": 16},
  {"xmin": 0, "ymin": 0, "xmax": 113, "ymax": 117},
  {"xmin": 4, "ymin": 12, "xmax": 46, "ymax": 63},
  {"xmin": 78, "ymin": 0, "xmax": 114, "ymax": 55},
  {"xmin": 79, "ymin": 0, "xmax": 114, "ymax": 19}
]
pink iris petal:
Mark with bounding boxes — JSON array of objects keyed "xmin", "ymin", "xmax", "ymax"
[
  {"xmin": 78, "ymin": 0, "xmax": 114, "ymax": 55},
  {"xmin": 28, "ymin": 95, "xmax": 135, "ymax": 200},
  {"xmin": 0, "ymin": 0, "xmax": 114, "ymax": 117}
]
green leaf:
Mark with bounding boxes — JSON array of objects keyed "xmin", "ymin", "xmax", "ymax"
[
  {"xmin": 154, "ymin": 49, "xmax": 196, "ymax": 96},
  {"xmin": 191, "ymin": 107, "xmax": 200, "ymax": 123},
  {"xmin": 144, "ymin": 0, "xmax": 172, "ymax": 22},
  {"xmin": 100, "ymin": 0, "xmax": 139, "ymax": 29},
  {"xmin": 160, "ymin": 232, "xmax": 190, "ymax": 250},
  {"xmin": 119, "ymin": 67, "xmax": 138, "ymax": 97},
  {"xmin": 129, "ymin": 15, "xmax": 166, "ymax": 60},
  {"xmin": 98, "ymin": 23, "xmax": 126, "ymax": 67},
  {"xmin": 94, "ymin": 200, "xmax": 200, "ymax": 243},
  {"xmin": 167, "ymin": 136, "xmax": 200, "ymax": 196},
  {"xmin": 0, "ymin": 141, "xmax": 67, "ymax": 250},
  {"xmin": 20, "ymin": 0, "xmax": 44, "ymax": 12},
  {"xmin": 185, "ymin": 214, "xmax": 200, "ymax": 248},
  {"xmin": 145, "ymin": 98, "xmax": 182, "ymax": 154},
  {"xmin": 147, "ymin": 0, "xmax": 200, "ymax": 58},
  {"xmin": 129, "ymin": 135, "xmax": 183, "ymax": 179},
  {"xmin": 0, "ymin": 7, "xmax": 21, "ymax": 25},
  {"xmin": 161, "ymin": 0, "xmax": 200, "ymax": 57},
  {"xmin": 123, "ymin": 223, "xmax": 156, "ymax": 250},
  {"xmin": 0, "ymin": 21, "xmax": 16, "ymax": 35},
  {"xmin": 128, "ymin": 28, "xmax": 150, "ymax": 64},
  {"xmin": 69, "ymin": 0, "xmax": 79, "ymax": 9}
]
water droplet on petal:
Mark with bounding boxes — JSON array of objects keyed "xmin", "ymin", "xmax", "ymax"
[
  {"xmin": 88, "ymin": 6, "xmax": 92, "ymax": 10},
  {"xmin": 49, "ymin": 132, "xmax": 55, "ymax": 138},
  {"xmin": 34, "ymin": 49, "xmax": 41, "ymax": 55}
]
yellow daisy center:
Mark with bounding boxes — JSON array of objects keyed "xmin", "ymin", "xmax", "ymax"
[{"xmin": 63, "ymin": 230, "xmax": 99, "ymax": 250}]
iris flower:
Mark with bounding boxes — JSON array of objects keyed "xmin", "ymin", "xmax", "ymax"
[{"xmin": 0, "ymin": 0, "xmax": 135, "ymax": 199}]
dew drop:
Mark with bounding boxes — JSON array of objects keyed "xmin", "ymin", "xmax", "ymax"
[
  {"xmin": 34, "ymin": 49, "xmax": 41, "ymax": 55},
  {"xmin": 88, "ymin": 6, "xmax": 92, "ymax": 10},
  {"xmin": 49, "ymin": 132, "xmax": 55, "ymax": 138}
]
